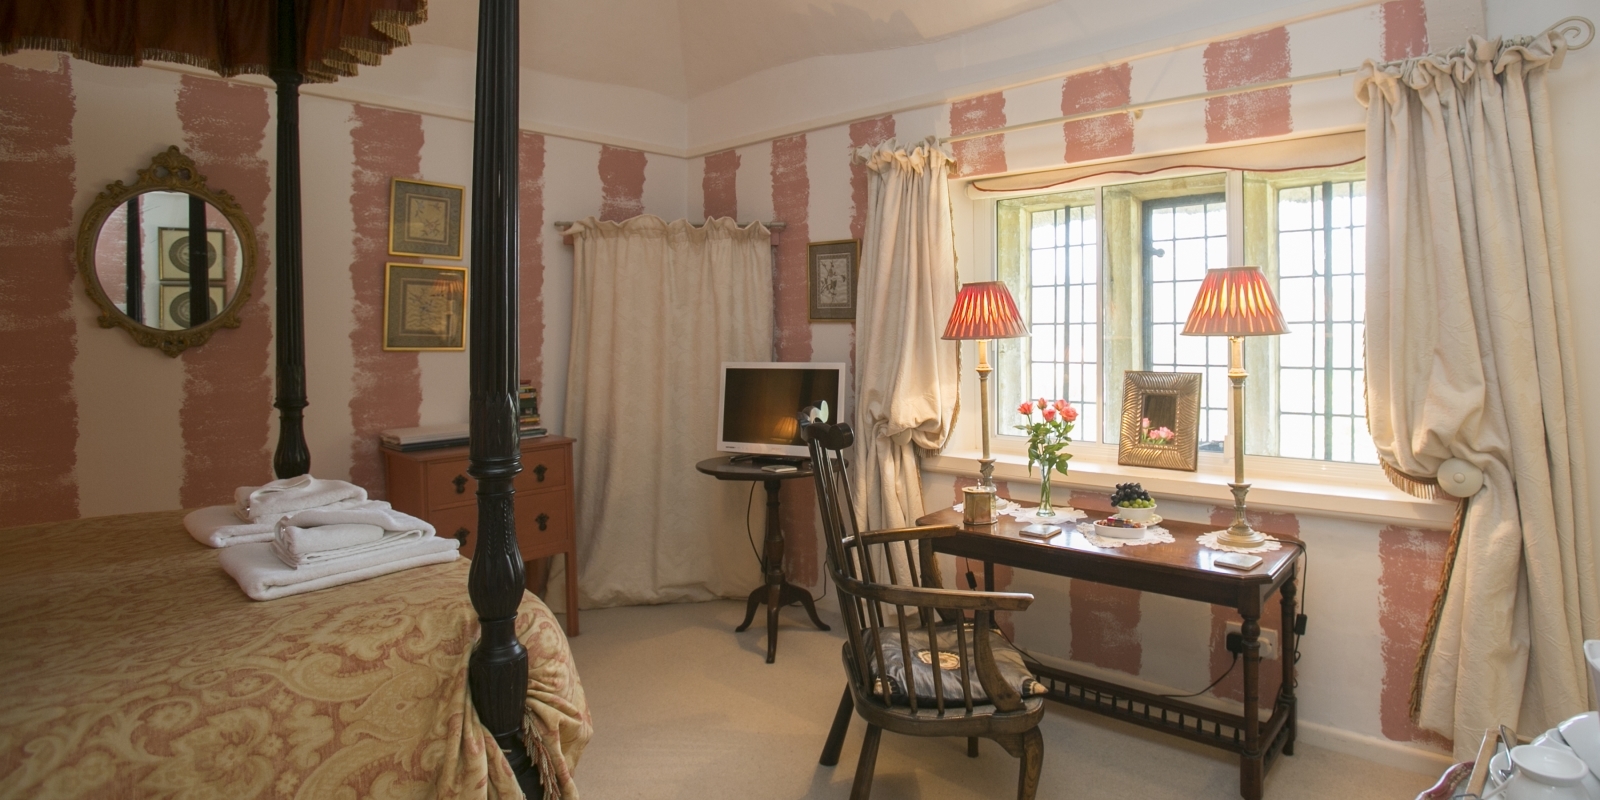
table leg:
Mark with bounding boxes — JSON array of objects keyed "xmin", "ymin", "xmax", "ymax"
[
  {"xmin": 1240, "ymin": 611, "xmax": 1263, "ymax": 800},
  {"xmin": 1279, "ymin": 568, "xmax": 1299, "ymax": 756},
  {"xmin": 763, "ymin": 478, "xmax": 785, "ymax": 664}
]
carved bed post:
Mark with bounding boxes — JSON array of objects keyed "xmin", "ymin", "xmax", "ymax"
[
  {"xmin": 270, "ymin": 0, "xmax": 311, "ymax": 479},
  {"xmin": 467, "ymin": 0, "xmax": 541, "ymax": 796}
]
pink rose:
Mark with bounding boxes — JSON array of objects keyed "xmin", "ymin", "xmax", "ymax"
[
  {"xmin": 1042, "ymin": 408, "xmax": 1058, "ymax": 422},
  {"xmin": 1052, "ymin": 399, "xmax": 1068, "ymax": 413},
  {"xmin": 1063, "ymin": 404, "xmax": 1079, "ymax": 423},
  {"xmin": 1018, "ymin": 401, "xmax": 1034, "ymax": 415},
  {"xmin": 1037, "ymin": 397, "xmax": 1048, "ymax": 409},
  {"xmin": 1142, "ymin": 417, "xmax": 1150, "ymax": 429}
]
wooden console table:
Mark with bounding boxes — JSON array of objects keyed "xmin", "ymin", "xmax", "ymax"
[
  {"xmin": 385, "ymin": 436, "xmax": 579, "ymax": 635},
  {"xmin": 917, "ymin": 506, "xmax": 1301, "ymax": 800},
  {"xmin": 696, "ymin": 456, "xmax": 830, "ymax": 663}
]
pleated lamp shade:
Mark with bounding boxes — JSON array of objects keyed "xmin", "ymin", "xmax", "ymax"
[
  {"xmin": 1182, "ymin": 267, "xmax": 1288, "ymax": 337},
  {"xmin": 943, "ymin": 281, "xmax": 1028, "ymax": 340}
]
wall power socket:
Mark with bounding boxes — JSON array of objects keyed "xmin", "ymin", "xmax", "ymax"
[{"xmin": 1224, "ymin": 621, "xmax": 1279, "ymax": 660}]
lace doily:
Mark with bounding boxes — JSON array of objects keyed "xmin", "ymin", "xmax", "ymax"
[
  {"xmin": 1074, "ymin": 522, "xmax": 1175, "ymax": 548},
  {"xmin": 1197, "ymin": 530, "xmax": 1283, "ymax": 554},
  {"xmin": 950, "ymin": 503, "xmax": 1085, "ymax": 524}
]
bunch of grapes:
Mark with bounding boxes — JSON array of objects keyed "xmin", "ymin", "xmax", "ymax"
[{"xmin": 1110, "ymin": 482, "xmax": 1154, "ymax": 508}]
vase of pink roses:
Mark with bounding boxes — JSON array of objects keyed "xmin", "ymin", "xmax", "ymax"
[{"xmin": 1015, "ymin": 398, "xmax": 1078, "ymax": 517}]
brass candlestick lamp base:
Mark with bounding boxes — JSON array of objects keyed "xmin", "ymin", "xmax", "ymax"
[{"xmin": 1215, "ymin": 336, "xmax": 1267, "ymax": 549}]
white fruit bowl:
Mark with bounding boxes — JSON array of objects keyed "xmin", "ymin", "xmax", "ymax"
[{"xmin": 1114, "ymin": 504, "xmax": 1158, "ymax": 524}]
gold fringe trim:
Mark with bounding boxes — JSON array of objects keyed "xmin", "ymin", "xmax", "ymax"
[
  {"xmin": 1381, "ymin": 461, "xmax": 1448, "ymax": 501},
  {"xmin": 521, "ymin": 710, "xmax": 563, "ymax": 800},
  {"xmin": 1408, "ymin": 496, "xmax": 1470, "ymax": 722}
]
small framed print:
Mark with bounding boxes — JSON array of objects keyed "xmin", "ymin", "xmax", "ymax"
[
  {"xmin": 1117, "ymin": 371, "xmax": 1203, "ymax": 471},
  {"xmin": 808, "ymin": 239, "xmax": 859, "ymax": 321},
  {"xmin": 157, "ymin": 284, "xmax": 225, "ymax": 330},
  {"xmin": 157, "ymin": 227, "xmax": 226, "ymax": 281},
  {"xmin": 389, "ymin": 178, "xmax": 464, "ymax": 259},
  {"xmin": 383, "ymin": 263, "xmax": 467, "ymax": 351}
]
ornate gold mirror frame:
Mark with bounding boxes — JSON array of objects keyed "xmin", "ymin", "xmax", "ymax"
[
  {"xmin": 75, "ymin": 146, "xmax": 258, "ymax": 356},
  {"xmin": 1117, "ymin": 371, "xmax": 1203, "ymax": 471}
]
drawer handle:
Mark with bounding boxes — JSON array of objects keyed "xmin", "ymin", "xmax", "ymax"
[
  {"xmin": 533, "ymin": 464, "xmax": 548, "ymax": 482},
  {"xmin": 452, "ymin": 474, "xmax": 468, "ymax": 494},
  {"xmin": 454, "ymin": 527, "xmax": 470, "ymax": 545},
  {"xmin": 536, "ymin": 513, "xmax": 550, "ymax": 532}
]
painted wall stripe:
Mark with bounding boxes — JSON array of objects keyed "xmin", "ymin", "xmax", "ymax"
[
  {"xmin": 771, "ymin": 132, "xmax": 817, "ymax": 586},
  {"xmin": 702, "ymin": 149, "xmax": 739, "ymax": 220},
  {"xmin": 598, "ymin": 145, "xmax": 647, "ymax": 222},
  {"xmin": 950, "ymin": 93, "xmax": 1008, "ymax": 178},
  {"xmin": 520, "ymin": 132, "xmax": 547, "ymax": 388},
  {"xmin": 347, "ymin": 105, "xmax": 424, "ymax": 498},
  {"xmin": 848, "ymin": 115, "xmax": 895, "ymax": 243},
  {"xmin": 1379, "ymin": 525, "xmax": 1453, "ymax": 748},
  {"xmin": 1204, "ymin": 27, "xmax": 1293, "ymax": 143},
  {"xmin": 1382, "ymin": 0, "xmax": 1430, "ymax": 61},
  {"xmin": 1062, "ymin": 64, "xmax": 1135, "ymax": 164},
  {"xmin": 1065, "ymin": 490, "xmax": 1142, "ymax": 672},
  {"xmin": 0, "ymin": 58, "xmax": 79, "ymax": 526},
  {"xmin": 177, "ymin": 75, "xmax": 274, "ymax": 508}
]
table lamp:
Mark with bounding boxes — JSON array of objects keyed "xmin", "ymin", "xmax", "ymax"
[
  {"xmin": 942, "ymin": 281, "xmax": 1029, "ymax": 502},
  {"xmin": 1181, "ymin": 266, "xmax": 1287, "ymax": 548}
]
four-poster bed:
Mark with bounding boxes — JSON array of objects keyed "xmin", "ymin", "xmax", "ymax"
[{"xmin": 0, "ymin": 0, "xmax": 570, "ymax": 796}]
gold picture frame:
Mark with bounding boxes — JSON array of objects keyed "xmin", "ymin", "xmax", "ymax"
[
  {"xmin": 1117, "ymin": 371, "xmax": 1203, "ymax": 471},
  {"xmin": 808, "ymin": 239, "xmax": 859, "ymax": 321},
  {"xmin": 382, "ymin": 263, "xmax": 468, "ymax": 351},
  {"xmin": 156, "ymin": 227, "xmax": 227, "ymax": 281},
  {"xmin": 389, "ymin": 178, "xmax": 464, "ymax": 259}
]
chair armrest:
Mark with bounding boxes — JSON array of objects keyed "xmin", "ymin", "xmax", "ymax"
[
  {"xmin": 842, "ymin": 576, "xmax": 1034, "ymax": 613},
  {"xmin": 857, "ymin": 524, "xmax": 960, "ymax": 546}
]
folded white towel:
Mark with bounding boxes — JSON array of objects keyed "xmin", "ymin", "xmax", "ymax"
[
  {"xmin": 233, "ymin": 475, "xmax": 367, "ymax": 523},
  {"xmin": 276, "ymin": 522, "xmax": 385, "ymax": 556},
  {"xmin": 271, "ymin": 528, "xmax": 431, "ymax": 569},
  {"xmin": 276, "ymin": 502, "xmax": 435, "ymax": 538},
  {"xmin": 185, "ymin": 505, "xmax": 275, "ymax": 548},
  {"xmin": 219, "ymin": 537, "xmax": 460, "ymax": 601}
]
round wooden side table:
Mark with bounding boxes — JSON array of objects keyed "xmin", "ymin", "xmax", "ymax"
[{"xmin": 696, "ymin": 456, "xmax": 831, "ymax": 663}]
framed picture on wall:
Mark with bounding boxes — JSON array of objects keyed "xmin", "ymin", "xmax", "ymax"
[
  {"xmin": 156, "ymin": 227, "xmax": 226, "ymax": 281},
  {"xmin": 808, "ymin": 239, "xmax": 859, "ymax": 321},
  {"xmin": 1117, "ymin": 371, "xmax": 1203, "ymax": 471},
  {"xmin": 383, "ymin": 263, "xmax": 468, "ymax": 351},
  {"xmin": 389, "ymin": 178, "xmax": 464, "ymax": 259}
]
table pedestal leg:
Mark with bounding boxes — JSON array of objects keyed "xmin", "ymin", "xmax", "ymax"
[
  {"xmin": 1240, "ymin": 611, "xmax": 1263, "ymax": 800},
  {"xmin": 733, "ymin": 477, "xmax": 830, "ymax": 664}
]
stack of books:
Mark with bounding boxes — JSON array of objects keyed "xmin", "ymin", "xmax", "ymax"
[{"xmin": 519, "ymin": 381, "xmax": 546, "ymax": 438}]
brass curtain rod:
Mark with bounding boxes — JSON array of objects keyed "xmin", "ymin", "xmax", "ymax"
[{"xmin": 941, "ymin": 15, "xmax": 1593, "ymax": 145}]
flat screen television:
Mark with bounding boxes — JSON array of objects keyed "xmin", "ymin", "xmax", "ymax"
[{"xmin": 717, "ymin": 362, "xmax": 845, "ymax": 459}]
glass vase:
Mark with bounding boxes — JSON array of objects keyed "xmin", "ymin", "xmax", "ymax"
[{"xmin": 1037, "ymin": 468, "xmax": 1055, "ymax": 517}]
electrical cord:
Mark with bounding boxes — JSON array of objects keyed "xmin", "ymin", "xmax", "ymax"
[{"xmin": 1159, "ymin": 652, "xmax": 1241, "ymax": 699}]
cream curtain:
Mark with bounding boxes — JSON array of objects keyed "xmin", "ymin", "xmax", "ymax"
[
  {"xmin": 851, "ymin": 137, "xmax": 961, "ymax": 530},
  {"xmin": 1358, "ymin": 34, "xmax": 1598, "ymax": 755},
  {"xmin": 564, "ymin": 215, "xmax": 773, "ymax": 607}
]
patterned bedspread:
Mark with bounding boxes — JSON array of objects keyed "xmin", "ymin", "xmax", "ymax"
[{"xmin": 0, "ymin": 510, "xmax": 590, "ymax": 799}]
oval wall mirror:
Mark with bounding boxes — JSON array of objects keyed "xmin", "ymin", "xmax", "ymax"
[{"xmin": 76, "ymin": 146, "xmax": 258, "ymax": 356}]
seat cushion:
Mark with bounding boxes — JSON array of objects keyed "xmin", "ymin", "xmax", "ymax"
[{"xmin": 860, "ymin": 623, "xmax": 1047, "ymax": 706}]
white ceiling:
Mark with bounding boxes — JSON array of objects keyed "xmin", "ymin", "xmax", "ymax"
[{"xmin": 409, "ymin": 0, "xmax": 1060, "ymax": 99}]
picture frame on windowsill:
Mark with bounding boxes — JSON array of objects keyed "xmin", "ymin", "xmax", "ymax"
[{"xmin": 1117, "ymin": 371, "xmax": 1202, "ymax": 471}]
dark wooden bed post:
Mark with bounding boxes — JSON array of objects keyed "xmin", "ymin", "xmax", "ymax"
[
  {"xmin": 466, "ymin": 0, "xmax": 541, "ymax": 796},
  {"xmin": 270, "ymin": 0, "xmax": 312, "ymax": 479}
]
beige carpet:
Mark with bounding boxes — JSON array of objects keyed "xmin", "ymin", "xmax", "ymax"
[{"xmin": 565, "ymin": 599, "xmax": 1438, "ymax": 799}]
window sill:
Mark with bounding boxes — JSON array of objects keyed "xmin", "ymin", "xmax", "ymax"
[{"xmin": 921, "ymin": 443, "xmax": 1456, "ymax": 529}]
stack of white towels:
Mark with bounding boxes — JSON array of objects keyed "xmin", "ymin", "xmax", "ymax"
[{"xmin": 184, "ymin": 475, "xmax": 459, "ymax": 601}]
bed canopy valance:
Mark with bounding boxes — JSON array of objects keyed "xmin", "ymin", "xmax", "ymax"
[
  {"xmin": 0, "ymin": 0, "xmax": 426, "ymax": 82},
  {"xmin": 5, "ymin": 1, "xmax": 545, "ymax": 795}
]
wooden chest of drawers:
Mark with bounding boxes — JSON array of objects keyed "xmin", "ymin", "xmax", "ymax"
[{"xmin": 383, "ymin": 435, "xmax": 578, "ymax": 635}]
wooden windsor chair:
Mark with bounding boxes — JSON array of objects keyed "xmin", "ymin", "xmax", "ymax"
[{"xmin": 801, "ymin": 418, "xmax": 1047, "ymax": 800}]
